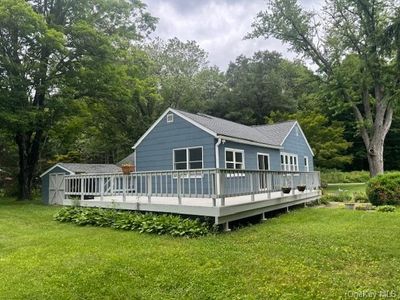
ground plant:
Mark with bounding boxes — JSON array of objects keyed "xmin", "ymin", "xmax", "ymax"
[{"xmin": 54, "ymin": 207, "xmax": 212, "ymax": 237}]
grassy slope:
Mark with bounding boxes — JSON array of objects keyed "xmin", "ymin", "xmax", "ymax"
[{"xmin": 1, "ymin": 198, "xmax": 400, "ymax": 299}]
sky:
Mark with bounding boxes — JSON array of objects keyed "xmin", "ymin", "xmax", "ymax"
[{"xmin": 143, "ymin": 0, "xmax": 323, "ymax": 70}]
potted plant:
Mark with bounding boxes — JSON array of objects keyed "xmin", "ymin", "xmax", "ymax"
[
  {"xmin": 121, "ymin": 164, "xmax": 135, "ymax": 175},
  {"xmin": 281, "ymin": 186, "xmax": 292, "ymax": 194},
  {"xmin": 297, "ymin": 185, "xmax": 306, "ymax": 192}
]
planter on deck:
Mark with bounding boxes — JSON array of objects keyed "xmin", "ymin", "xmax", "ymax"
[
  {"xmin": 297, "ymin": 185, "xmax": 306, "ymax": 192},
  {"xmin": 121, "ymin": 164, "xmax": 135, "ymax": 175},
  {"xmin": 281, "ymin": 187, "xmax": 292, "ymax": 194}
]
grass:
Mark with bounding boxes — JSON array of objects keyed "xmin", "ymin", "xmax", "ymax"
[
  {"xmin": 324, "ymin": 183, "xmax": 366, "ymax": 194},
  {"xmin": 1, "ymin": 198, "xmax": 400, "ymax": 299}
]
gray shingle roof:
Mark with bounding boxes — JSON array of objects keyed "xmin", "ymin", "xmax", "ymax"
[
  {"xmin": 59, "ymin": 163, "xmax": 121, "ymax": 174},
  {"xmin": 117, "ymin": 153, "xmax": 135, "ymax": 166},
  {"xmin": 175, "ymin": 109, "xmax": 296, "ymax": 147},
  {"xmin": 252, "ymin": 121, "xmax": 297, "ymax": 145}
]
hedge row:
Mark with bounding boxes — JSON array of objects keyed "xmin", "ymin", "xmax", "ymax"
[
  {"xmin": 320, "ymin": 170, "xmax": 370, "ymax": 184},
  {"xmin": 54, "ymin": 207, "xmax": 212, "ymax": 237}
]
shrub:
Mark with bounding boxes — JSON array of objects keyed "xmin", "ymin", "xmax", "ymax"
[
  {"xmin": 366, "ymin": 172, "xmax": 400, "ymax": 206},
  {"xmin": 377, "ymin": 205, "xmax": 396, "ymax": 213},
  {"xmin": 320, "ymin": 193, "xmax": 352, "ymax": 203},
  {"xmin": 353, "ymin": 192, "xmax": 369, "ymax": 203},
  {"xmin": 54, "ymin": 207, "xmax": 211, "ymax": 237}
]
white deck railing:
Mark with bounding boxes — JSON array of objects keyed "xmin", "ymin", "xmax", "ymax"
[{"xmin": 64, "ymin": 169, "xmax": 320, "ymax": 206}]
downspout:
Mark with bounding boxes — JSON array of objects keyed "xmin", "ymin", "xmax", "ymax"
[
  {"xmin": 215, "ymin": 138, "xmax": 222, "ymax": 168},
  {"xmin": 215, "ymin": 138, "xmax": 222, "ymax": 202}
]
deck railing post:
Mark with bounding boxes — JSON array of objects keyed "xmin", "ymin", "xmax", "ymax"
[
  {"xmin": 177, "ymin": 172, "xmax": 182, "ymax": 205},
  {"xmin": 100, "ymin": 176, "xmax": 104, "ymax": 201},
  {"xmin": 250, "ymin": 172, "xmax": 255, "ymax": 202},
  {"xmin": 219, "ymin": 170, "xmax": 225, "ymax": 206},
  {"xmin": 81, "ymin": 177, "xmax": 84, "ymax": 201},
  {"xmin": 305, "ymin": 173, "xmax": 308, "ymax": 193},
  {"xmin": 147, "ymin": 174, "xmax": 152, "ymax": 203},
  {"xmin": 291, "ymin": 173, "xmax": 295, "ymax": 195},
  {"xmin": 122, "ymin": 175, "xmax": 126, "ymax": 202}
]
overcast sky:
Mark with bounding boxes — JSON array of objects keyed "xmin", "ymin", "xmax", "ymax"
[{"xmin": 143, "ymin": 0, "xmax": 323, "ymax": 70}]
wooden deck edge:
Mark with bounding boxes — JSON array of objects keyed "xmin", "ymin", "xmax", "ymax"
[
  {"xmin": 62, "ymin": 199, "xmax": 220, "ymax": 217},
  {"xmin": 62, "ymin": 190, "xmax": 321, "ymax": 224},
  {"xmin": 215, "ymin": 193, "xmax": 321, "ymax": 224}
]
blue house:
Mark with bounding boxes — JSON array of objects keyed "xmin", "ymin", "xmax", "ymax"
[
  {"xmin": 133, "ymin": 108, "xmax": 314, "ymax": 174},
  {"xmin": 41, "ymin": 108, "xmax": 320, "ymax": 229}
]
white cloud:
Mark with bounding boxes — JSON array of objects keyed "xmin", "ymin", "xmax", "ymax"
[{"xmin": 143, "ymin": 0, "xmax": 322, "ymax": 69}]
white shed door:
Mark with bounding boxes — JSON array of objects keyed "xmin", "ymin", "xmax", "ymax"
[{"xmin": 49, "ymin": 173, "xmax": 65, "ymax": 205}]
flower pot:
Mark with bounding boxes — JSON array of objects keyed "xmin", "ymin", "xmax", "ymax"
[
  {"xmin": 297, "ymin": 185, "xmax": 306, "ymax": 192},
  {"xmin": 281, "ymin": 187, "xmax": 292, "ymax": 194},
  {"xmin": 121, "ymin": 164, "xmax": 135, "ymax": 175}
]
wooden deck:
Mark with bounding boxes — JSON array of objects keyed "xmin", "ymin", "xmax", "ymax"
[
  {"xmin": 48, "ymin": 168, "xmax": 321, "ymax": 227},
  {"xmin": 62, "ymin": 189, "xmax": 321, "ymax": 225}
]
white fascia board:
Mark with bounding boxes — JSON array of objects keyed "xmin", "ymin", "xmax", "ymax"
[
  {"xmin": 280, "ymin": 121, "xmax": 315, "ymax": 156},
  {"xmin": 40, "ymin": 164, "xmax": 74, "ymax": 178},
  {"xmin": 132, "ymin": 108, "xmax": 217, "ymax": 150},
  {"xmin": 170, "ymin": 108, "xmax": 217, "ymax": 137},
  {"xmin": 219, "ymin": 135, "xmax": 283, "ymax": 150}
]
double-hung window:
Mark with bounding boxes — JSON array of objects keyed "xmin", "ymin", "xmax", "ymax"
[
  {"xmin": 304, "ymin": 156, "xmax": 309, "ymax": 172},
  {"xmin": 225, "ymin": 149, "xmax": 244, "ymax": 169},
  {"xmin": 280, "ymin": 152, "xmax": 298, "ymax": 171},
  {"xmin": 173, "ymin": 147, "xmax": 203, "ymax": 170}
]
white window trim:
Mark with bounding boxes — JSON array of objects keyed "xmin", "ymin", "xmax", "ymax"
[
  {"xmin": 173, "ymin": 146, "xmax": 204, "ymax": 170},
  {"xmin": 304, "ymin": 156, "xmax": 309, "ymax": 172},
  {"xmin": 167, "ymin": 113, "xmax": 174, "ymax": 123},
  {"xmin": 257, "ymin": 152, "xmax": 270, "ymax": 171},
  {"xmin": 224, "ymin": 148, "xmax": 245, "ymax": 169},
  {"xmin": 280, "ymin": 152, "xmax": 299, "ymax": 171},
  {"xmin": 224, "ymin": 148, "xmax": 245, "ymax": 177}
]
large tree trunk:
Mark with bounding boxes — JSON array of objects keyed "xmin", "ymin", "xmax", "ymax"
[
  {"xmin": 16, "ymin": 131, "xmax": 43, "ymax": 200},
  {"xmin": 367, "ymin": 140, "xmax": 384, "ymax": 176}
]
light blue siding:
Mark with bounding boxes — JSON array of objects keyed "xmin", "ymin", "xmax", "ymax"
[
  {"xmin": 219, "ymin": 141, "xmax": 281, "ymax": 171},
  {"xmin": 41, "ymin": 166, "xmax": 71, "ymax": 204},
  {"xmin": 281, "ymin": 124, "xmax": 314, "ymax": 171},
  {"xmin": 136, "ymin": 112, "xmax": 215, "ymax": 171}
]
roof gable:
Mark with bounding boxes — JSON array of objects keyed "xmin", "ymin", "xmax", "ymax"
[{"xmin": 132, "ymin": 108, "xmax": 308, "ymax": 150}]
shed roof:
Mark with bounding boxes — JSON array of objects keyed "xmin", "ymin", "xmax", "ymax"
[{"xmin": 40, "ymin": 163, "xmax": 121, "ymax": 177}]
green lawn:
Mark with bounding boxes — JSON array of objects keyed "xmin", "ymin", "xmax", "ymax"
[
  {"xmin": 1, "ymin": 198, "xmax": 400, "ymax": 299},
  {"xmin": 325, "ymin": 183, "xmax": 366, "ymax": 194}
]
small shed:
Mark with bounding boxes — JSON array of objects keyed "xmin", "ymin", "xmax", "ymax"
[{"xmin": 40, "ymin": 163, "xmax": 121, "ymax": 204}]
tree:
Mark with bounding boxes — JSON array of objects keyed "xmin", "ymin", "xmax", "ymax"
[
  {"xmin": 0, "ymin": 0, "xmax": 156, "ymax": 199},
  {"xmin": 267, "ymin": 111, "xmax": 352, "ymax": 169},
  {"xmin": 145, "ymin": 38, "xmax": 222, "ymax": 112},
  {"xmin": 208, "ymin": 50, "xmax": 314, "ymax": 125},
  {"xmin": 249, "ymin": 0, "xmax": 400, "ymax": 176}
]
